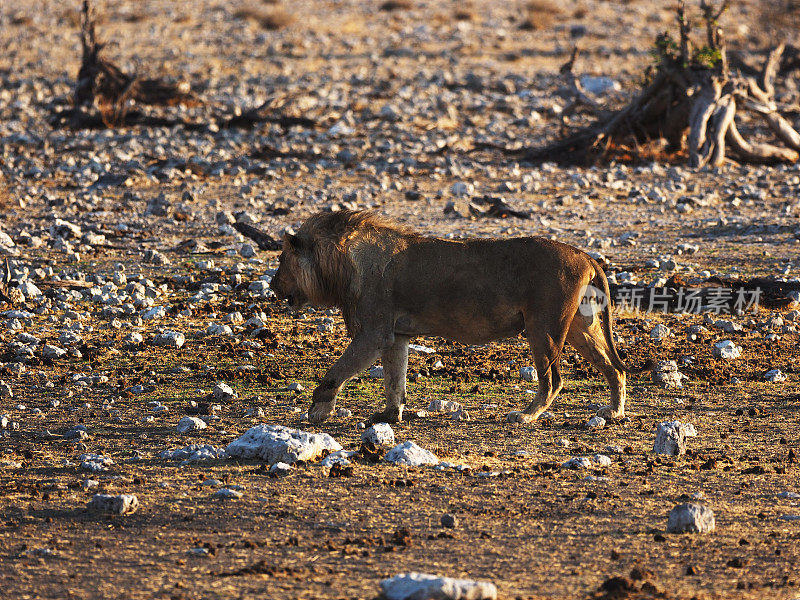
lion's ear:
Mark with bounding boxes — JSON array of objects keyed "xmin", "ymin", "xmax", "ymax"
[{"xmin": 286, "ymin": 233, "xmax": 311, "ymax": 252}]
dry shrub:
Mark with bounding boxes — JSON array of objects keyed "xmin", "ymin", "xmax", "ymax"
[
  {"xmin": 519, "ymin": 0, "xmax": 564, "ymax": 31},
  {"xmin": 234, "ymin": 6, "xmax": 294, "ymax": 30},
  {"xmin": 379, "ymin": 0, "xmax": 413, "ymax": 11}
]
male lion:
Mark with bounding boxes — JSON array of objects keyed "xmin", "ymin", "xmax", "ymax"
[{"xmin": 269, "ymin": 210, "xmax": 651, "ymax": 425}]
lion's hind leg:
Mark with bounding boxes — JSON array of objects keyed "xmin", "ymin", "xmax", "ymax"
[
  {"xmin": 507, "ymin": 319, "xmax": 568, "ymax": 424},
  {"xmin": 566, "ymin": 312, "xmax": 626, "ymax": 419},
  {"xmin": 369, "ymin": 336, "xmax": 410, "ymax": 424}
]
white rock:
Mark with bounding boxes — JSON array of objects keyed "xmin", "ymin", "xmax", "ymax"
[
  {"xmin": 592, "ymin": 454, "xmax": 612, "ymax": 466},
  {"xmin": 368, "ymin": 365, "xmax": 384, "ymax": 378},
  {"xmin": 586, "ymin": 416, "xmax": 606, "ymax": 429},
  {"xmin": 18, "ymin": 281, "xmax": 41, "ymax": 298},
  {"xmin": 450, "ymin": 181, "xmax": 474, "ymax": 197},
  {"xmin": 152, "ymin": 331, "xmax": 185, "ymax": 349},
  {"xmin": 214, "ymin": 488, "xmax": 243, "ymax": 499},
  {"xmin": 58, "ymin": 331, "xmax": 82, "ymax": 346},
  {"xmin": 650, "ymin": 324, "xmax": 671, "ymax": 341},
  {"xmin": 579, "ymin": 75, "xmax": 621, "ymax": 95},
  {"xmin": 80, "ymin": 453, "xmax": 113, "ymax": 472},
  {"xmin": 653, "ymin": 420, "xmax": 696, "ymax": 456},
  {"xmin": 384, "ymin": 441, "xmax": 438, "ymax": 467},
  {"xmin": 562, "ymin": 457, "xmax": 592, "ymax": 469},
  {"xmin": 408, "ymin": 344, "xmax": 435, "ymax": 354},
  {"xmin": 519, "ymin": 366, "xmax": 538, "ymax": 382},
  {"xmin": 206, "ymin": 323, "xmax": 233, "ymax": 336},
  {"xmin": 764, "ymin": 369, "xmax": 786, "ymax": 383},
  {"xmin": 287, "ymin": 382, "xmax": 304, "ymax": 392},
  {"xmin": 160, "ymin": 444, "xmax": 223, "ymax": 462},
  {"xmin": 362, "ymin": 423, "xmax": 395, "ymax": 446},
  {"xmin": 212, "ymin": 382, "xmax": 237, "ymax": 401},
  {"xmin": 244, "ymin": 407, "xmax": 265, "ymax": 418},
  {"xmin": 142, "ymin": 306, "xmax": 167, "ymax": 320},
  {"xmin": 269, "ymin": 462, "xmax": 293, "ymax": 476},
  {"xmin": 666, "ymin": 503, "xmax": 715, "ymax": 533},
  {"xmin": 427, "ymin": 398, "xmax": 463, "ymax": 413},
  {"xmin": 224, "ymin": 312, "xmax": 244, "ymax": 324},
  {"xmin": 452, "ymin": 407, "xmax": 470, "ymax": 421},
  {"xmin": 87, "ymin": 494, "xmax": 139, "ymax": 515},
  {"xmin": 51, "ymin": 218, "xmax": 82, "ymax": 239},
  {"xmin": 319, "ymin": 450, "xmax": 358, "ymax": 467},
  {"xmin": 335, "ymin": 407, "xmax": 352, "ymax": 418},
  {"xmin": 243, "ymin": 316, "xmax": 265, "ymax": 329},
  {"xmin": 712, "ymin": 340, "xmax": 741, "ymax": 359},
  {"xmin": 652, "ymin": 360, "xmax": 687, "ymax": 389},
  {"xmin": 224, "ymin": 424, "xmax": 342, "ymax": 465},
  {"xmin": 713, "ymin": 319, "xmax": 742, "ymax": 334},
  {"xmin": 124, "ymin": 332, "xmax": 144, "ymax": 346},
  {"xmin": 380, "ymin": 572, "xmax": 497, "ymax": 600},
  {"xmin": 177, "ymin": 416, "xmax": 207, "ymax": 434}
]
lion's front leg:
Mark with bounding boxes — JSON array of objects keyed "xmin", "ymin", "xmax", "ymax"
[
  {"xmin": 369, "ymin": 336, "xmax": 409, "ymax": 424},
  {"xmin": 308, "ymin": 333, "xmax": 386, "ymax": 424}
]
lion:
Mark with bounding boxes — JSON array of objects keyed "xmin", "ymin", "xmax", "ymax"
[{"xmin": 269, "ymin": 210, "xmax": 652, "ymax": 425}]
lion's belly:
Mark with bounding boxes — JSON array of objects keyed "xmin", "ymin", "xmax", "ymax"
[{"xmin": 394, "ymin": 308, "xmax": 525, "ymax": 345}]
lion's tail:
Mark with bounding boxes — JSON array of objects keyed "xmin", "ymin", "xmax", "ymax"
[{"xmin": 590, "ymin": 261, "xmax": 654, "ymax": 374}]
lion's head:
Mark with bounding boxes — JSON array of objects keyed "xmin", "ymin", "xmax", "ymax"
[
  {"xmin": 270, "ymin": 232, "xmax": 318, "ymax": 308},
  {"xmin": 270, "ymin": 210, "xmax": 407, "ymax": 310}
]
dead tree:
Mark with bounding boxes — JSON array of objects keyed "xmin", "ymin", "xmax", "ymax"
[
  {"xmin": 73, "ymin": 0, "xmax": 195, "ymax": 126},
  {"xmin": 53, "ymin": 1, "xmax": 316, "ymax": 132},
  {"xmin": 515, "ymin": 1, "xmax": 800, "ymax": 166}
]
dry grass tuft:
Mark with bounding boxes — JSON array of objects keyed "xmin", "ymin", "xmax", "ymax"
[{"xmin": 519, "ymin": 0, "xmax": 564, "ymax": 31}]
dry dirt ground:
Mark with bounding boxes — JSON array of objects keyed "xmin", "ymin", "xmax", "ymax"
[{"xmin": 1, "ymin": 1, "xmax": 800, "ymax": 599}]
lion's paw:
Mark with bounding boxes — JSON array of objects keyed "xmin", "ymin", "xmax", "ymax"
[
  {"xmin": 368, "ymin": 405, "xmax": 403, "ymax": 425},
  {"xmin": 308, "ymin": 401, "xmax": 335, "ymax": 424},
  {"xmin": 506, "ymin": 411, "xmax": 536, "ymax": 424},
  {"xmin": 596, "ymin": 405, "xmax": 624, "ymax": 420}
]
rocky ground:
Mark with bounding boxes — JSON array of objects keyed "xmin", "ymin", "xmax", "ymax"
[{"xmin": 1, "ymin": 0, "xmax": 799, "ymax": 599}]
